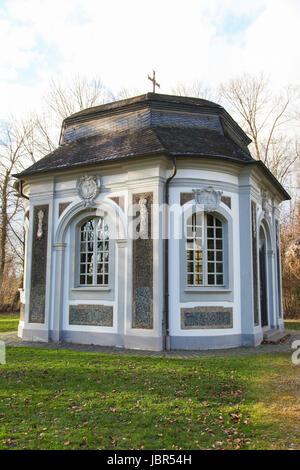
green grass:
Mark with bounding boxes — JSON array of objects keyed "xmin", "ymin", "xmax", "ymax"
[
  {"xmin": 285, "ymin": 321, "xmax": 300, "ymax": 331},
  {"xmin": 0, "ymin": 348, "xmax": 299, "ymax": 450},
  {"xmin": 0, "ymin": 314, "xmax": 19, "ymax": 333}
]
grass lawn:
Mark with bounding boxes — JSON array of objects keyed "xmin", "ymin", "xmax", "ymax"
[
  {"xmin": 0, "ymin": 347, "xmax": 299, "ymax": 450},
  {"xmin": 285, "ymin": 321, "xmax": 300, "ymax": 331},
  {"xmin": 0, "ymin": 314, "xmax": 19, "ymax": 333}
]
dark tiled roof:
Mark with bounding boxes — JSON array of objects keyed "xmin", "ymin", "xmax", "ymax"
[
  {"xmin": 67, "ymin": 93, "xmax": 222, "ymax": 121},
  {"xmin": 15, "ymin": 126, "xmax": 252, "ymax": 177}
]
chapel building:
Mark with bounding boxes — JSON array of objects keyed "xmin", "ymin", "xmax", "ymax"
[{"xmin": 14, "ymin": 93, "xmax": 289, "ymax": 350}]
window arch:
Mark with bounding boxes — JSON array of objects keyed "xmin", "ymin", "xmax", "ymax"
[
  {"xmin": 79, "ymin": 217, "xmax": 109, "ymax": 286},
  {"xmin": 186, "ymin": 212, "xmax": 224, "ymax": 287}
]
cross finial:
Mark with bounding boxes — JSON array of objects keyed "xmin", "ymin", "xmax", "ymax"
[{"xmin": 148, "ymin": 70, "xmax": 160, "ymax": 93}]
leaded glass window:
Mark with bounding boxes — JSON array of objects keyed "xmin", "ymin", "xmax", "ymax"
[
  {"xmin": 186, "ymin": 213, "xmax": 224, "ymax": 286},
  {"xmin": 79, "ymin": 218, "xmax": 109, "ymax": 286}
]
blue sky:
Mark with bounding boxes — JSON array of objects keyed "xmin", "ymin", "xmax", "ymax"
[{"xmin": 0, "ymin": 0, "xmax": 299, "ymax": 119}]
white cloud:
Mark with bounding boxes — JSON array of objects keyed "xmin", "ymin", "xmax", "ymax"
[{"xmin": 0, "ymin": 0, "xmax": 299, "ymax": 119}]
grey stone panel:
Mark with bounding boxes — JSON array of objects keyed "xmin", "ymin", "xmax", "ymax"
[
  {"xmin": 61, "ymin": 330, "xmax": 123, "ymax": 347},
  {"xmin": 124, "ymin": 335, "xmax": 163, "ymax": 351},
  {"xmin": 170, "ymin": 334, "xmax": 242, "ymax": 350},
  {"xmin": 181, "ymin": 306, "xmax": 233, "ymax": 329},
  {"xmin": 132, "ymin": 192, "xmax": 153, "ymax": 329},
  {"xmin": 21, "ymin": 327, "xmax": 49, "ymax": 342},
  {"xmin": 242, "ymin": 331, "xmax": 263, "ymax": 347},
  {"xmin": 29, "ymin": 204, "xmax": 49, "ymax": 323},
  {"xmin": 69, "ymin": 304, "xmax": 113, "ymax": 327}
]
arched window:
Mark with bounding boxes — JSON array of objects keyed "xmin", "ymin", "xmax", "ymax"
[
  {"xmin": 186, "ymin": 213, "xmax": 224, "ymax": 286},
  {"xmin": 79, "ymin": 217, "xmax": 109, "ymax": 286}
]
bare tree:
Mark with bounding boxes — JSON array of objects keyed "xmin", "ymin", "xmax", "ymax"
[
  {"xmin": 0, "ymin": 118, "xmax": 35, "ymax": 302},
  {"xmin": 172, "ymin": 80, "xmax": 216, "ymax": 101},
  {"xmin": 45, "ymin": 75, "xmax": 114, "ymax": 124},
  {"xmin": 219, "ymin": 73, "xmax": 300, "ymax": 184},
  {"xmin": 0, "ymin": 74, "xmax": 115, "ymax": 305}
]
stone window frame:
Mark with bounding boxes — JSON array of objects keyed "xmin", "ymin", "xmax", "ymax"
[{"xmin": 179, "ymin": 204, "xmax": 233, "ymax": 302}]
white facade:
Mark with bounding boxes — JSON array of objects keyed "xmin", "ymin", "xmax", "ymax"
[
  {"xmin": 16, "ymin": 94, "xmax": 287, "ymax": 350},
  {"xmin": 18, "ymin": 156, "xmax": 285, "ymax": 350}
]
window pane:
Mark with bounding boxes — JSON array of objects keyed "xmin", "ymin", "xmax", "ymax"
[
  {"xmin": 207, "ymin": 227, "xmax": 214, "ymax": 238},
  {"xmin": 195, "ymin": 262, "xmax": 202, "ymax": 273},
  {"xmin": 208, "ymin": 251, "xmax": 214, "ymax": 261},
  {"xmin": 207, "ymin": 239, "xmax": 214, "ymax": 249},
  {"xmin": 207, "ymin": 214, "xmax": 214, "ymax": 226},
  {"xmin": 80, "ymin": 254, "xmax": 86, "ymax": 263},
  {"xmin": 195, "ymin": 274, "xmax": 203, "ymax": 285},
  {"xmin": 187, "ymin": 274, "xmax": 193, "ymax": 285},
  {"xmin": 97, "ymin": 264, "xmax": 103, "ymax": 274},
  {"xmin": 216, "ymin": 228, "xmax": 222, "ymax": 238},
  {"xmin": 187, "ymin": 250, "xmax": 193, "ymax": 260},
  {"xmin": 87, "ymin": 275, "xmax": 93, "ymax": 284},
  {"xmin": 216, "ymin": 263, "xmax": 223, "ymax": 273},
  {"xmin": 216, "ymin": 239, "xmax": 223, "ymax": 250},
  {"xmin": 208, "ymin": 262, "xmax": 214, "ymax": 273},
  {"xmin": 216, "ymin": 251, "xmax": 223, "ymax": 261},
  {"xmin": 215, "ymin": 218, "xmax": 222, "ymax": 227},
  {"xmin": 187, "ymin": 262, "xmax": 194, "ymax": 273},
  {"xmin": 208, "ymin": 275, "xmax": 215, "ymax": 285},
  {"xmin": 80, "ymin": 275, "xmax": 85, "ymax": 284},
  {"xmin": 216, "ymin": 275, "xmax": 223, "ymax": 285},
  {"xmin": 195, "ymin": 250, "xmax": 203, "ymax": 260},
  {"xmin": 80, "ymin": 264, "xmax": 86, "ymax": 274}
]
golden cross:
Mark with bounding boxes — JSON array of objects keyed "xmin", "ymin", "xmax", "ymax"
[{"xmin": 148, "ymin": 70, "xmax": 160, "ymax": 93}]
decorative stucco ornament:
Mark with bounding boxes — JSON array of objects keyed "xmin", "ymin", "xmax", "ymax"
[
  {"xmin": 261, "ymin": 189, "xmax": 271, "ymax": 218},
  {"xmin": 37, "ymin": 210, "xmax": 44, "ymax": 239},
  {"xmin": 193, "ymin": 186, "xmax": 223, "ymax": 212},
  {"xmin": 138, "ymin": 198, "xmax": 148, "ymax": 238},
  {"xmin": 77, "ymin": 175, "xmax": 101, "ymax": 206}
]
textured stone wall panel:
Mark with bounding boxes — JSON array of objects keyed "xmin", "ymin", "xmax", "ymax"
[
  {"xmin": 58, "ymin": 202, "xmax": 71, "ymax": 217},
  {"xmin": 69, "ymin": 304, "xmax": 113, "ymax": 326},
  {"xmin": 221, "ymin": 196, "xmax": 231, "ymax": 209},
  {"xmin": 29, "ymin": 204, "xmax": 49, "ymax": 323},
  {"xmin": 132, "ymin": 192, "xmax": 153, "ymax": 329},
  {"xmin": 181, "ymin": 306, "xmax": 233, "ymax": 329},
  {"xmin": 110, "ymin": 196, "xmax": 125, "ymax": 211},
  {"xmin": 180, "ymin": 192, "xmax": 194, "ymax": 206}
]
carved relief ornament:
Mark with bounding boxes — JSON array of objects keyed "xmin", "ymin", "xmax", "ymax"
[
  {"xmin": 261, "ymin": 189, "xmax": 272, "ymax": 218},
  {"xmin": 37, "ymin": 210, "xmax": 44, "ymax": 239},
  {"xmin": 138, "ymin": 197, "xmax": 148, "ymax": 238},
  {"xmin": 192, "ymin": 186, "xmax": 223, "ymax": 212},
  {"xmin": 77, "ymin": 175, "xmax": 101, "ymax": 207}
]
